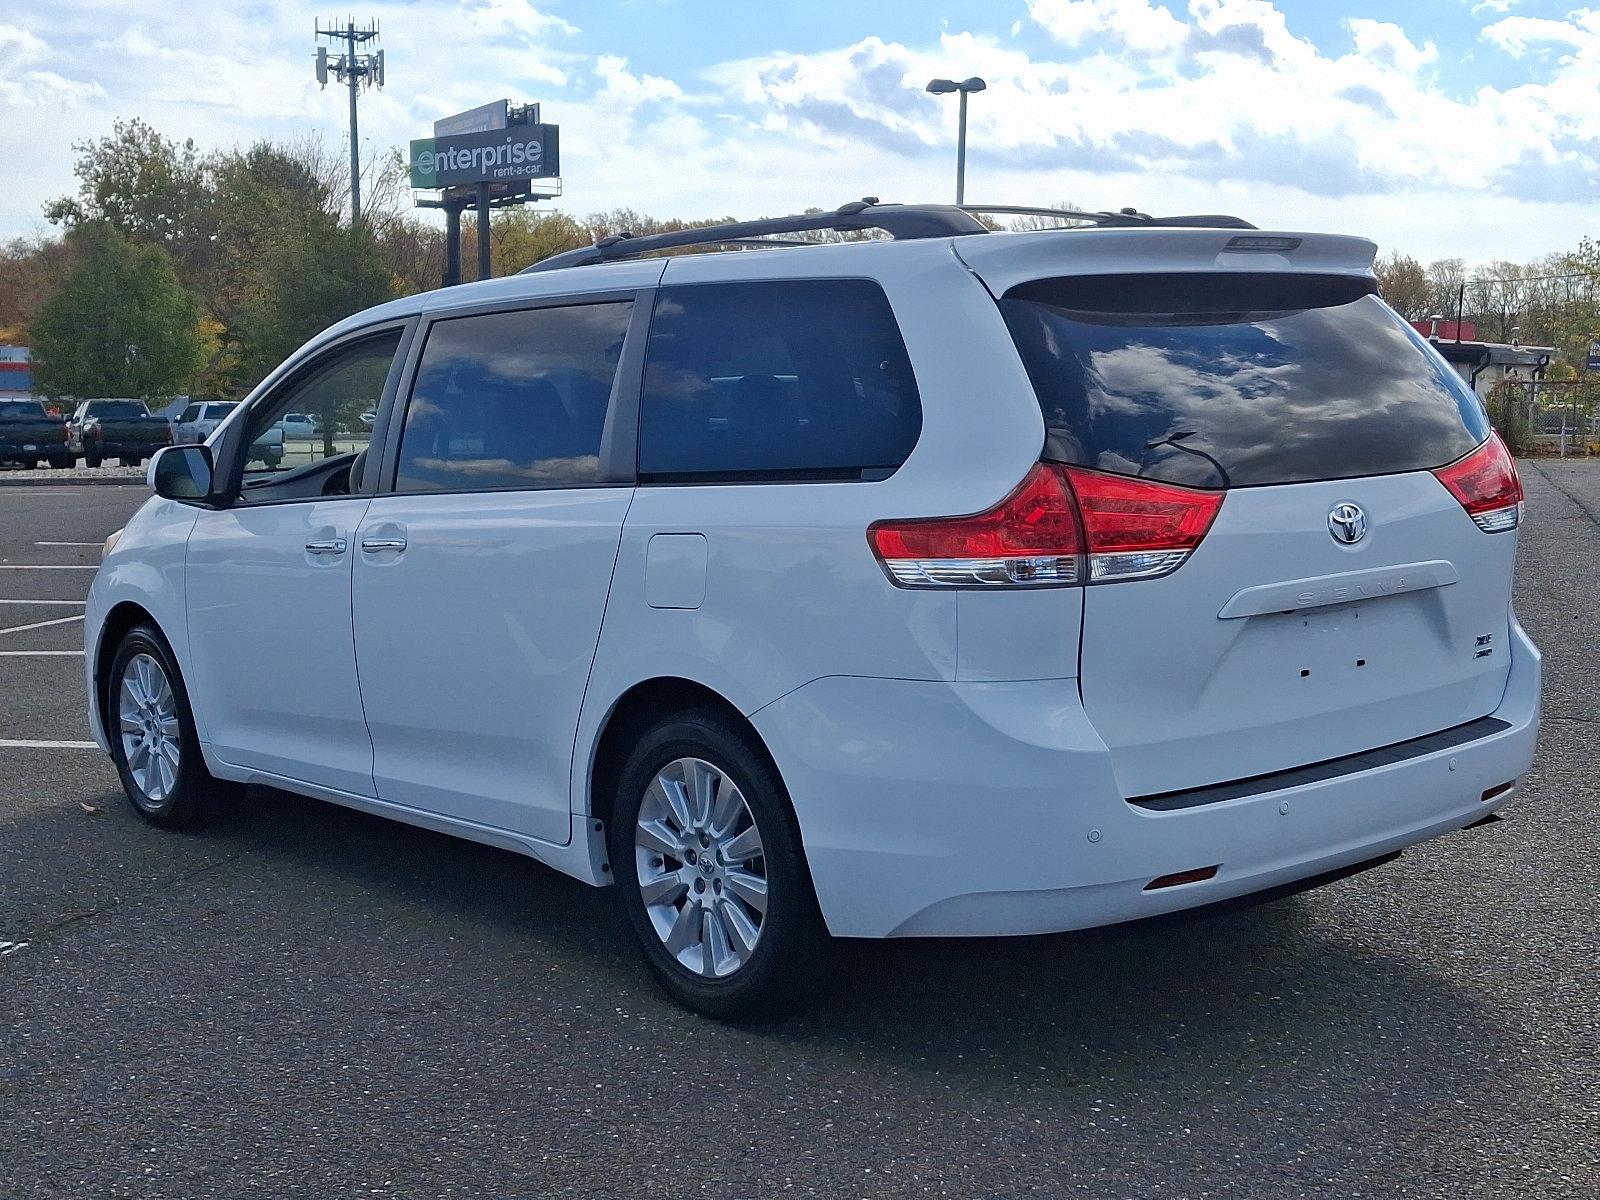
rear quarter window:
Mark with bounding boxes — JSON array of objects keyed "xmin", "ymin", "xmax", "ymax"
[
  {"xmin": 638, "ymin": 279, "xmax": 922, "ymax": 482},
  {"xmin": 999, "ymin": 273, "xmax": 1490, "ymax": 489}
]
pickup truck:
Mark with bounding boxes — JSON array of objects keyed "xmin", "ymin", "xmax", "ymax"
[
  {"xmin": 0, "ymin": 398, "xmax": 73, "ymax": 468},
  {"xmin": 69, "ymin": 398, "xmax": 173, "ymax": 467},
  {"xmin": 172, "ymin": 400, "xmax": 284, "ymax": 468}
]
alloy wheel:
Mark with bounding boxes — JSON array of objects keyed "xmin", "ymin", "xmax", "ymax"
[
  {"xmin": 634, "ymin": 756, "xmax": 769, "ymax": 978},
  {"xmin": 118, "ymin": 652, "xmax": 181, "ymax": 805}
]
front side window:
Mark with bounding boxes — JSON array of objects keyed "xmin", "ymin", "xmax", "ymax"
[
  {"xmin": 178, "ymin": 404, "xmax": 201, "ymax": 423},
  {"xmin": 239, "ymin": 332, "xmax": 401, "ymax": 487},
  {"xmin": 638, "ymin": 279, "xmax": 922, "ymax": 482},
  {"xmin": 394, "ymin": 301, "xmax": 631, "ymax": 493}
]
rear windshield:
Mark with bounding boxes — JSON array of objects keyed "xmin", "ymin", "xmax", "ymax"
[
  {"xmin": 88, "ymin": 400, "xmax": 149, "ymax": 418},
  {"xmin": 999, "ymin": 273, "xmax": 1489, "ymax": 489},
  {"xmin": 203, "ymin": 403, "xmax": 238, "ymax": 418},
  {"xmin": 0, "ymin": 400, "xmax": 47, "ymax": 420}
]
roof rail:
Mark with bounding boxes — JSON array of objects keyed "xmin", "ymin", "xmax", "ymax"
[
  {"xmin": 518, "ymin": 198, "xmax": 1259, "ymax": 272},
  {"xmin": 960, "ymin": 204, "xmax": 1257, "ymax": 230},
  {"xmin": 520, "ymin": 199, "xmax": 989, "ymax": 273}
]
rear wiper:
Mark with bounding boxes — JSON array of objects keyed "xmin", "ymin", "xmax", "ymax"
[{"xmin": 1144, "ymin": 430, "xmax": 1232, "ymax": 488}]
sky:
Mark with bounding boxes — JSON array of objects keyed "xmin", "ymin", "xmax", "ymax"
[{"xmin": 1, "ymin": 0, "xmax": 1596, "ymax": 262}]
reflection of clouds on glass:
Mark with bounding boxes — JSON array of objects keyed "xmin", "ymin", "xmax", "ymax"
[
  {"xmin": 408, "ymin": 454, "xmax": 602, "ymax": 486},
  {"xmin": 1011, "ymin": 295, "xmax": 1486, "ymax": 488}
]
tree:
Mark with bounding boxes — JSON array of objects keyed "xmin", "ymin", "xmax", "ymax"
[
  {"xmin": 31, "ymin": 224, "xmax": 202, "ymax": 400},
  {"xmin": 1424, "ymin": 258, "xmax": 1467, "ymax": 323},
  {"xmin": 234, "ymin": 216, "xmax": 397, "ymax": 452},
  {"xmin": 45, "ymin": 119, "xmax": 217, "ymax": 289},
  {"xmin": 1374, "ymin": 251, "xmax": 1429, "ymax": 321}
]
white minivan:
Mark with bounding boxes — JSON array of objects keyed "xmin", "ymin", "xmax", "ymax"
[{"xmin": 88, "ymin": 202, "xmax": 1540, "ymax": 1016}]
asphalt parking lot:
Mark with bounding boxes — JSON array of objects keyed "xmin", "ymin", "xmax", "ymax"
[{"xmin": 2, "ymin": 467, "xmax": 1596, "ymax": 1199}]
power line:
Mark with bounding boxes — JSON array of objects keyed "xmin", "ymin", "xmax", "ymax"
[{"xmin": 315, "ymin": 19, "xmax": 385, "ymax": 226}]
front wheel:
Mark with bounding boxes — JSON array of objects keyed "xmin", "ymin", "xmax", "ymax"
[
  {"xmin": 108, "ymin": 625, "xmax": 238, "ymax": 828},
  {"xmin": 50, "ymin": 455, "xmax": 74, "ymax": 469},
  {"xmin": 85, "ymin": 451, "xmax": 102, "ymax": 468},
  {"xmin": 609, "ymin": 710, "xmax": 830, "ymax": 1019}
]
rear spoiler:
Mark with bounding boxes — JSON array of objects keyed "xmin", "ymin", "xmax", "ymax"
[{"xmin": 952, "ymin": 227, "xmax": 1378, "ymax": 297}]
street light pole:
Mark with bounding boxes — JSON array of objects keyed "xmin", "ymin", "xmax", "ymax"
[{"xmin": 927, "ymin": 76, "xmax": 986, "ymax": 206}]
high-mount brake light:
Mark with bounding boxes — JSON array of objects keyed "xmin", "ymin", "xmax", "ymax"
[
  {"xmin": 869, "ymin": 464, "xmax": 1223, "ymax": 588},
  {"xmin": 1432, "ymin": 432, "xmax": 1523, "ymax": 533}
]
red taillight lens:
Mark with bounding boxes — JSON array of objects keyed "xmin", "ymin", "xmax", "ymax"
[
  {"xmin": 59, "ymin": 424, "xmax": 69, "ymax": 442},
  {"xmin": 1064, "ymin": 467, "xmax": 1224, "ymax": 582},
  {"xmin": 869, "ymin": 463, "xmax": 1083, "ymax": 586},
  {"xmin": 1432, "ymin": 432, "xmax": 1522, "ymax": 533},
  {"xmin": 869, "ymin": 464, "xmax": 1223, "ymax": 587}
]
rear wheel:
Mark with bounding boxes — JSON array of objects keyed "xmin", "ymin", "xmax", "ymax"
[
  {"xmin": 50, "ymin": 455, "xmax": 74, "ymax": 469},
  {"xmin": 609, "ymin": 709, "xmax": 830, "ymax": 1019},
  {"xmin": 85, "ymin": 450, "xmax": 102, "ymax": 468},
  {"xmin": 108, "ymin": 625, "xmax": 238, "ymax": 828}
]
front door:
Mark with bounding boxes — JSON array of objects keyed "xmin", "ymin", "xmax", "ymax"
[
  {"xmin": 184, "ymin": 331, "xmax": 404, "ymax": 796},
  {"xmin": 352, "ymin": 299, "xmax": 637, "ymax": 844}
]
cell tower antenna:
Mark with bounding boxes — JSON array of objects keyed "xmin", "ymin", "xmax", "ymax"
[{"xmin": 314, "ymin": 18, "xmax": 385, "ymax": 225}]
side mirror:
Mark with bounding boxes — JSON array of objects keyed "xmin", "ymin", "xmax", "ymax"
[{"xmin": 149, "ymin": 444, "xmax": 214, "ymax": 501}]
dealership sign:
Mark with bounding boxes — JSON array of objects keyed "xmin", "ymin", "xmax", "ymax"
[
  {"xmin": 409, "ymin": 125, "xmax": 560, "ymax": 189},
  {"xmin": 433, "ymin": 99, "xmax": 508, "ymax": 138}
]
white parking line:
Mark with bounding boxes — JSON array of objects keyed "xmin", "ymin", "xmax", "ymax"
[
  {"xmin": 0, "ymin": 738, "xmax": 98, "ymax": 750},
  {"xmin": 0, "ymin": 650, "xmax": 82, "ymax": 656},
  {"xmin": 34, "ymin": 541, "xmax": 104, "ymax": 547},
  {"xmin": 0, "ymin": 614, "xmax": 84, "ymax": 636},
  {"xmin": 0, "ymin": 599, "xmax": 85, "ymax": 606},
  {"xmin": 0, "ymin": 564, "xmax": 98, "ymax": 570}
]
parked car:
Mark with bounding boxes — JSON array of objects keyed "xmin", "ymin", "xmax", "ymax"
[
  {"xmin": 88, "ymin": 201, "xmax": 1540, "ymax": 1018},
  {"xmin": 69, "ymin": 398, "xmax": 172, "ymax": 467},
  {"xmin": 173, "ymin": 400, "xmax": 284, "ymax": 467},
  {"xmin": 276, "ymin": 412, "xmax": 319, "ymax": 440},
  {"xmin": 0, "ymin": 397, "xmax": 73, "ymax": 468},
  {"xmin": 358, "ymin": 409, "xmax": 377, "ymax": 428}
]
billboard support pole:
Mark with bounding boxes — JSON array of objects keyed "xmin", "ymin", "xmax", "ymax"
[
  {"xmin": 444, "ymin": 201, "xmax": 463, "ymax": 288},
  {"xmin": 476, "ymin": 182, "xmax": 492, "ymax": 282}
]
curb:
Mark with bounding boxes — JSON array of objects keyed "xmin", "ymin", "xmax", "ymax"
[{"xmin": 0, "ymin": 476, "xmax": 145, "ymax": 488}]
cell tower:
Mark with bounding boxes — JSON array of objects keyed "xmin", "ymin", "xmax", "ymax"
[{"xmin": 314, "ymin": 19, "xmax": 385, "ymax": 225}]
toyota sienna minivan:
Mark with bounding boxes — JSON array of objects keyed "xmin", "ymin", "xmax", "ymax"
[{"xmin": 88, "ymin": 201, "xmax": 1540, "ymax": 1016}]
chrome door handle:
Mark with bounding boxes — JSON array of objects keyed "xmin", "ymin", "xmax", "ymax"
[
  {"xmin": 305, "ymin": 539, "xmax": 347, "ymax": 555},
  {"xmin": 360, "ymin": 538, "xmax": 407, "ymax": 553}
]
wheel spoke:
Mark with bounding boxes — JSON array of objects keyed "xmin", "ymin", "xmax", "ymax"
[
  {"xmin": 120, "ymin": 676, "xmax": 143, "ymax": 714},
  {"xmin": 157, "ymin": 715, "xmax": 181, "ymax": 739},
  {"xmin": 722, "ymin": 824, "xmax": 764, "ymax": 864},
  {"xmin": 127, "ymin": 740, "xmax": 149, "ymax": 773},
  {"xmin": 718, "ymin": 896, "xmax": 759, "ymax": 962},
  {"xmin": 639, "ymin": 874, "xmax": 687, "ymax": 907},
  {"xmin": 709, "ymin": 777, "xmax": 745, "ymax": 838},
  {"xmin": 119, "ymin": 713, "xmax": 143, "ymax": 735},
  {"xmin": 153, "ymin": 750, "xmax": 176, "ymax": 799},
  {"xmin": 658, "ymin": 775, "xmax": 694, "ymax": 833},
  {"xmin": 635, "ymin": 818, "xmax": 681, "ymax": 858},
  {"xmin": 724, "ymin": 869, "xmax": 768, "ymax": 914},
  {"xmin": 663, "ymin": 901, "xmax": 700, "ymax": 957},
  {"xmin": 700, "ymin": 906, "xmax": 724, "ymax": 977},
  {"xmin": 688, "ymin": 760, "xmax": 718, "ymax": 829}
]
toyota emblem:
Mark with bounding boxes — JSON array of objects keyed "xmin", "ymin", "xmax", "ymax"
[{"xmin": 1328, "ymin": 502, "xmax": 1367, "ymax": 545}]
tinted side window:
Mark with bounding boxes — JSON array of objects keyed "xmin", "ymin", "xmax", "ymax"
[
  {"xmin": 638, "ymin": 280, "xmax": 922, "ymax": 482},
  {"xmin": 178, "ymin": 404, "xmax": 201, "ymax": 422},
  {"xmin": 395, "ymin": 302, "xmax": 631, "ymax": 494}
]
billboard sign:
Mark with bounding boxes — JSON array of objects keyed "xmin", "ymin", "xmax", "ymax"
[
  {"xmin": 409, "ymin": 125, "xmax": 559, "ymax": 189},
  {"xmin": 1588, "ymin": 339, "xmax": 1600, "ymax": 372},
  {"xmin": 433, "ymin": 99, "xmax": 508, "ymax": 138}
]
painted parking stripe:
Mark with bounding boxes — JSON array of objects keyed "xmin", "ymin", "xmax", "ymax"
[
  {"xmin": 0, "ymin": 614, "xmax": 84, "ymax": 636},
  {"xmin": 0, "ymin": 599, "xmax": 85, "ymax": 606},
  {"xmin": 0, "ymin": 738, "xmax": 98, "ymax": 750},
  {"xmin": 0, "ymin": 650, "xmax": 83, "ymax": 656},
  {"xmin": 34, "ymin": 541, "xmax": 104, "ymax": 547},
  {"xmin": 0, "ymin": 564, "xmax": 99, "ymax": 570}
]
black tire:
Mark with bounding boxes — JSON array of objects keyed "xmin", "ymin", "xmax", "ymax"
[
  {"xmin": 107, "ymin": 624, "xmax": 239, "ymax": 829},
  {"xmin": 85, "ymin": 451, "xmax": 102, "ymax": 468},
  {"xmin": 608, "ymin": 708, "xmax": 831, "ymax": 1020},
  {"xmin": 50, "ymin": 455, "xmax": 74, "ymax": 469}
]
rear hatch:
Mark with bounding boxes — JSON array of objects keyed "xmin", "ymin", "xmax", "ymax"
[{"xmin": 960, "ymin": 232, "xmax": 1520, "ymax": 797}]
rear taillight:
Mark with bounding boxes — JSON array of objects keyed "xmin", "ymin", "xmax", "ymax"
[
  {"xmin": 1062, "ymin": 466, "xmax": 1224, "ymax": 582},
  {"xmin": 1432, "ymin": 432, "xmax": 1523, "ymax": 533},
  {"xmin": 868, "ymin": 463, "xmax": 1083, "ymax": 586},
  {"xmin": 869, "ymin": 464, "xmax": 1223, "ymax": 587},
  {"xmin": 59, "ymin": 424, "xmax": 69, "ymax": 442}
]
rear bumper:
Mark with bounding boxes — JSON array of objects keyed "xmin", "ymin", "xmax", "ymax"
[{"xmin": 753, "ymin": 619, "xmax": 1540, "ymax": 938}]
